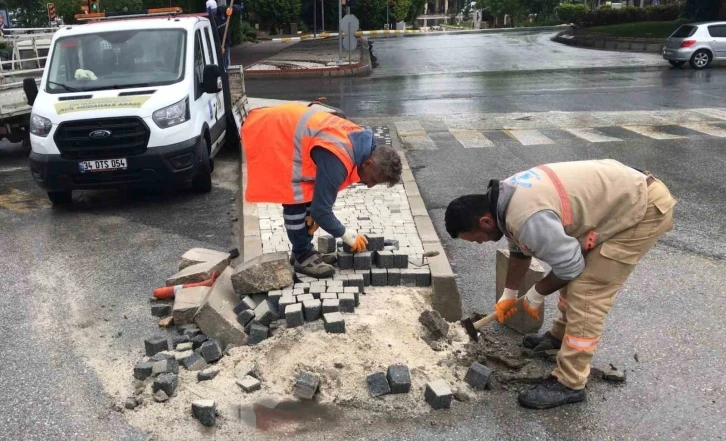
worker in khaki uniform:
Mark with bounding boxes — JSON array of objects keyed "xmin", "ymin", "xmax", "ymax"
[{"xmin": 445, "ymin": 159, "xmax": 676, "ymax": 409}]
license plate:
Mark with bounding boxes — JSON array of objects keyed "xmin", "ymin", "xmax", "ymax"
[{"xmin": 79, "ymin": 158, "xmax": 127, "ymax": 172}]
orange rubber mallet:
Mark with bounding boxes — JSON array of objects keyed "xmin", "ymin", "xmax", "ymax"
[{"xmin": 152, "ymin": 271, "xmax": 220, "ymax": 300}]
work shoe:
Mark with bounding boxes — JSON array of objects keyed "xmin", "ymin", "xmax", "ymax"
[
  {"xmin": 523, "ymin": 331, "xmax": 563, "ymax": 351},
  {"xmin": 518, "ymin": 378, "xmax": 586, "ymax": 409},
  {"xmin": 293, "ymin": 252, "xmax": 336, "ymax": 279},
  {"xmin": 289, "ymin": 252, "xmax": 337, "ymax": 266}
]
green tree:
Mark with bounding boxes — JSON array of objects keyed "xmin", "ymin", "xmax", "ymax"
[
  {"xmin": 390, "ymin": 0, "xmax": 411, "ymax": 22},
  {"xmin": 477, "ymin": 0, "xmax": 523, "ymax": 25},
  {"xmin": 407, "ymin": 0, "xmax": 426, "ymax": 24},
  {"xmin": 5, "ymin": 0, "xmax": 49, "ymax": 27},
  {"xmin": 250, "ymin": 0, "xmax": 302, "ymax": 31},
  {"xmin": 55, "ymin": 0, "xmax": 83, "ymax": 23},
  {"xmin": 683, "ymin": 0, "xmax": 720, "ymax": 21}
]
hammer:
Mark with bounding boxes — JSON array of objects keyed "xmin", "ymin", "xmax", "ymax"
[{"xmin": 461, "ymin": 296, "xmax": 526, "ymax": 342}]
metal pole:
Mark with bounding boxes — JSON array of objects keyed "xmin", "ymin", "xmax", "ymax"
[
  {"xmin": 347, "ymin": 21, "xmax": 351, "ymax": 65},
  {"xmin": 386, "ymin": 1, "xmax": 389, "ymax": 28},
  {"xmin": 314, "ymin": 0, "xmax": 317, "ymax": 38},
  {"xmin": 321, "ymin": 0, "xmax": 325, "ymax": 32},
  {"xmin": 338, "ymin": 0, "xmax": 342, "ymax": 62}
]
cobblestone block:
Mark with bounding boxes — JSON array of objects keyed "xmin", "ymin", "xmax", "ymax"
[
  {"xmin": 348, "ymin": 274, "xmax": 365, "ymax": 292},
  {"xmin": 387, "ymin": 365, "xmax": 411, "ymax": 394},
  {"xmin": 371, "ymin": 268, "xmax": 388, "ymax": 286},
  {"xmin": 400, "ymin": 269, "xmax": 417, "ymax": 287},
  {"xmin": 387, "ymin": 269, "xmax": 401, "ymax": 286},
  {"xmin": 183, "ymin": 327, "xmax": 202, "ymax": 339},
  {"xmin": 309, "ymin": 287, "xmax": 325, "ymax": 299},
  {"xmin": 200, "ymin": 340, "xmax": 223, "ymax": 363},
  {"xmin": 145, "ymin": 337, "xmax": 169, "ymax": 356},
  {"xmin": 192, "ymin": 399, "xmax": 217, "ymax": 426},
  {"xmin": 237, "ymin": 375, "xmax": 261, "ymax": 392},
  {"xmin": 278, "ymin": 296, "xmax": 296, "ymax": 316},
  {"xmin": 393, "ymin": 251, "xmax": 409, "ymax": 269},
  {"xmin": 152, "ymin": 358, "xmax": 179, "ymax": 375},
  {"xmin": 248, "ymin": 323, "xmax": 269, "ymax": 345},
  {"xmin": 384, "ymin": 239, "xmax": 399, "ymax": 250},
  {"xmin": 323, "ymin": 312, "xmax": 346, "ymax": 334},
  {"xmin": 191, "ymin": 334, "xmax": 208, "ymax": 350},
  {"xmin": 292, "ymin": 288, "xmax": 305, "ymax": 296},
  {"xmin": 425, "ymin": 379, "xmax": 453, "ymax": 409},
  {"xmin": 267, "ymin": 290, "xmax": 283, "ymax": 307},
  {"xmin": 253, "ymin": 300, "xmax": 279, "ymax": 327},
  {"xmin": 176, "ymin": 342, "xmax": 193, "ymax": 352},
  {"xmin": 376, "ymin": 251, "xmax": 395, "ymax": 269},
  {"xmin": 367, "ymin": 372, "xmax": 391, "ymax": 397},
  {"xmin": 337, "ymin": 252, "xmax": 354, "ymax": 270},
  {"xmin": 180, "ymin": 352, "xmax": 207, "ymax": 371},
  {"xmin": 153, "ymin": 373, "xmax": 179, "ymax": 398},
  {"xmin": 151, "ymin": 303, "xmax": 172, "ymax": 318},
  {"xmin": 293, "ymin": 371, "xmax": 320, "ymax": 400},
  {"xmin": 355, "ymin": 270, "xmax": 371, "ymax": 287},
  {"xmin": 464, "ymin": 362, "xmax": 493, "ymax": 390},
  {"xmin": 301, "ymin": 299, "xmax": 321, "ymax": 321},
  {"xmin": 172, "ymin": 335, "xmax": 191, "ymax": 348},
  {"xmin": 285, "ymin": 303, "xmax": 304, "ymax": 328},
  {"xmin": 197, "ymin": 366, "xmax": 221, "ymax": 381},
  {"xmin": 174, "ymin": 350, "xmax": 194, "ymax": 361},
  {"xmin": 354, "ymin": 252, "xmax": 373, "ymax": 270},
  {"xmin": 294, "ymin": 283, "xmax": 310, "ymax": 293},
  {"xmin": 365, "ymin": 236, "xmax": 385, "ymax": 251},
  {"xmin": 342, "ymin": 242, "xmax": 354, "ymax": 254},
  {"xmin": 322, "ymin": 298, "xmax": 340, "ymax": 314},
  {"xmin": 326, "ymin": 280, "xmax": 345, "ymax": 291},
  {"xmin": 343, "ymin": 286, "xmax": 360, "ymax": 306},
  {"xmin": 414, "ymin": 269, "xmax": 432, "ymax": 287},
  {"xmin": 318, "ymin": 235, "xmax": 337, "ymax": 254},
  {"xmin": 320, "ymin": 292, "xmax": 338, "ymax": 300},
  {"xmin": 338, "ymin": 293, "xmax": 356, "ymax": 313},
  {"xmin": 234, "ymin": 296, "xmax": 256, "ymax": 315},
  {"xmin": 134, "ymin": 361, "xmax": 153, "ymax": 380},
  {"xmin": 296, "ymin": 294, "xmax": 314, "ymax": 303},
  {"xmin": 236, "ymin": 309, "xmax": 254, "ymax": 327}
]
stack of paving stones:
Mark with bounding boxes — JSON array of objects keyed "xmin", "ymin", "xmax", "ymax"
[{"xmin": 366, "ymin": 365, "xmax": 412, "ymax": 398}]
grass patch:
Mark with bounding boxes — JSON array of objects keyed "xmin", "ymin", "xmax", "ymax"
[{"xmin": 578, "ymin": 20, "xmax": 683, "ymax": 38}]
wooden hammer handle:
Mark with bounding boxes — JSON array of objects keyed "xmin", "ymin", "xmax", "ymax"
[{"xmin": 472, "ymin": 296, "xmax": 527, "ymax": 330}]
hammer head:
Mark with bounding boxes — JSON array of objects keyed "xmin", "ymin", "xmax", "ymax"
[{"xmin": 461, "ymin": 318, "xmax": 479, "ymax": 342}]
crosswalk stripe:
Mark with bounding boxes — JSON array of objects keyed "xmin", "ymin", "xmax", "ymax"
[
  {"xmin": 506, "ymin": 129, "xmax": 554, "ymax": 146},
  {"xmin": 621, "ymin": 125, "xmax": 684, "ymax": 140},
  {"xmin": 679, "ymin": 123, "xmax": 726, "ymax": 138},
  {"xmin": 565, "ymin": 128, "xmax": 622, "ymax": 143},
  {"xmin": 394, "ymin": 121, "xmax": 436, "ymax": 150},
  {"xmin": 449, "ymin": 129, "xmax": 494, "ymax": 148}
]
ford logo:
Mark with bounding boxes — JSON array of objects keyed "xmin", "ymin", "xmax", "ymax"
[{"xmin": 89, "ymin": 130, "xmax": 112, "ymax": 139}]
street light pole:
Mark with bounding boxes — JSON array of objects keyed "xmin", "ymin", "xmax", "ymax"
[
  {"xmin": 314, "ymin": 0, "xmax": 317, "ymax": 37},
  {"xmin": 321, "ymin": 0, "xmax": 325, "ymax": 32},
  {"xmin": 338, "ymin": 0, "xmax": 342, "ymax": 62}
]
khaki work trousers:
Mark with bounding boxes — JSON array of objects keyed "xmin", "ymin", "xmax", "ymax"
[{"xmin": 551, "ymin": 179, "xmax": 676, "ymax": 390}]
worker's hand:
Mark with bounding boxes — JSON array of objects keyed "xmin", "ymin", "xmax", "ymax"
[
  {"xmin": 305, "ymin": 216, "xmax": 319, "ymax": 235},
  {"xmin": 496, "ymin": 288, "xmax": 519, "ymax": 323},
  {"xmin": 341, "ymin": 229, "xmax": 368, "ymax": 254},
  {"xmin": 522, "ymin": 285, "xmax": 545, "ymax": 321}
]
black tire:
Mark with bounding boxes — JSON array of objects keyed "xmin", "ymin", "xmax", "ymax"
[
  {"xmin": 224, "ymin": 111, "xmax": 241, "ymax": 151},
  {"xmin": 192, "ymin": 136, "xmax": 212, "ymax": 193},
  {"xmin": 47, "ymin": 190, "xmax": 72, "ymax": 205},
  {"xmin": 689, "ymin": 50, "xmax": 711, "ymax": 70},
  {"xmin": 668, "ymin": 60, "xmax": 685, "ymax": 67}
]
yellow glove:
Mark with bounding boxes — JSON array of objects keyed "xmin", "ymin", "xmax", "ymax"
[
  {"xmin": 341, "ymin": 229, "xmax": 368, "ymax": 254},
  {"xmin": 305, "ymin": 216, "xmax": 319, "ymax": 235},
  {"xmin": 495, "ymin": 288, "xmax": 519, "ymax": 323}
]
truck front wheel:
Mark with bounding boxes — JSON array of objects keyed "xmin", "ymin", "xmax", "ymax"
[
  {"xmin": 192, "ymin": 136, "xmax": 212, "ymax": 193},
  {"xmin": 48, "ymin": 190, "xmax": 72, "ymax": 205}
]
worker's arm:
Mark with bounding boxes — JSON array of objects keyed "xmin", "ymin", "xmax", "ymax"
[
  {"xmin": 309, "ymin": 148, "xmax": 347, "ymax": 237},
  {"xmin": 496, "ymin": 241, "xmax": 532, "ymax": 322}
]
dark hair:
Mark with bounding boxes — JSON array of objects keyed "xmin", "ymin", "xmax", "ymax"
[
  {"xmin": 445, "ymin": 194, "xmax": 491, "ymax": 238},
  {"xmin": 371, "ymin": 146, "xmax": 403, "ymax": 187}
]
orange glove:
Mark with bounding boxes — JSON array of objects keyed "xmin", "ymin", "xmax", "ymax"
[
  {"xmin": 341, "ymin": 229, "xmax": 368, "ymax": 253},
  {"xmin": 522, "ymin": 286, "xmax": 545, "ymax": 321},
  {"xmin": 495, "ymin": 288, "xmax": 519, "ymax": 323},
  {"xmin": 305, "ymin": 216, "xmax": 319, "ymax": 235}
]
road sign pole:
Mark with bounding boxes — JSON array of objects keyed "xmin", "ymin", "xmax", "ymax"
[
  {"xmin": 314, "ymin": 0, "xmax": 317, "ymax": 38},
  {"xmin": 338, "ymin": 0, "xmax": 342, "ymax": 62},
  {"xmin": 347, "ymin": 21, "xmax": 351, "ymax": 65}
]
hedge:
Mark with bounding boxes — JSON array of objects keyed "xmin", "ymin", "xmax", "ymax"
[
  {"xmin": 555, "ymin": 4, "xmax": 589, "ymax": 24},
  {"xmin": 575, "ymin": 4, "xmax": 683, "ymax": 27}
]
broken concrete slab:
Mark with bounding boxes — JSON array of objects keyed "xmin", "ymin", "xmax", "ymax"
[
  {"xmin": 293, "ymin": 371, "xmax": 319, "ymax": 400},
  {"xmin": 387, "ymin": 365, "xmax": 412, "ymax": 394},
  {"xmin": 179, "ymin": 248, "xmax": 230, "ymax": 271},
  {"xmin": 231, "ymin": 252, "xmax": 294, "ymax": 295},
  {"xmin": 425, "ymin": 379, "xmax": 453, "ymax": 410},
  {"xmin": 419, "ymin": 310, "xmax": 449, "ymax": 340},
  {"xmin": 464, "ymin": 362, "xmax": 493, "ymax": 390},
  {"xmin": 367, "ymin": 372, "xmax": 391, "ymax": 397},
  {"xmin": 237, "ymin": 375, "xmax": 261, "ymax": 392},
  {"xmin": 194, "ymin": 267, "xmax": 248, "ymax": 348},
  {"xmin": 172, "ymin": 287, "xmax": 210, "ymax": 325},
  {"xmin": 167, "ymin": 259, "xmax": 229, "ymax": 286},
  {"xmin": 192, "ymin": 399, "xmax": 217, "ymax": 426},
  {"xmin": 495, "ymin": 249, "xmax": 546, "ymax": 334}
]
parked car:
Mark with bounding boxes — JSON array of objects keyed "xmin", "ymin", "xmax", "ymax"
[{"xmin": 663, "ymin": 22, "xmax": 726, "ymax": 69}]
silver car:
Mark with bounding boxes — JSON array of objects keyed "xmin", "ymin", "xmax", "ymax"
[{"xmin": 663, "ymin": 22, "xmax": 726, "ymax": 69}]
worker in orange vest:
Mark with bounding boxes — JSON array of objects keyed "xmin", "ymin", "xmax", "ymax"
[
  {"xmin": 241, "ymin": 103, "xmax": 403, "ymax": 278},
  {"xmin": 445, "ymin": 159, "xmax": 676, "ymax": 409}
]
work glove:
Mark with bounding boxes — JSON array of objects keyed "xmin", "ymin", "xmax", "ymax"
[
  {"xmin": 522, "ymin": 285, "xmax": 545, "ymax": 321},
  {"xmin": 341, "ymin": 229, "xmax": 368, "ymax": 254},
  {"xmin": 74, "ymin": 69, "xmax": 97, "ymax": 80},
  {"xmin": 305, "ymin": 216, "xmax": 319, "ymax": 235},
  {"xmin": 495, "ymin": 288, "xmax": 519, "ymax": 323}
]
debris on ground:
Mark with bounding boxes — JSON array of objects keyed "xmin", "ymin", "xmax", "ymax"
[
  {"xmin": 419, "ymin": 310, "xmax": 449, "ymax": 340},
  {"xmin": 603, "ymin": 364, "xmax": 627, "ymax": 382}
]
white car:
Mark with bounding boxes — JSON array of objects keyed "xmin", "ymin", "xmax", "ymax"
[{"xmin": 662, "ymin": 22, "xmax": 726, "ymax": 69}]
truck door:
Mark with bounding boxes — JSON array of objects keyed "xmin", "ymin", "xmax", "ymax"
[{"xmin": 194, "ymin": 27, "xmax": 226, "ymax": 153}]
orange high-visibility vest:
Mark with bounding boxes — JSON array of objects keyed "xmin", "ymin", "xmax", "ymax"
[{"xmin": 241, "ymin": 103, "xmax": 363, "ymax": 204}]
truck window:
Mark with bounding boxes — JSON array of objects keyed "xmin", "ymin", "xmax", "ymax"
[
  {"xmin": 194, "ymin": 30, "xmax": 205, "ymax": 99},
  {"xmin": 204, "ymin": 27, "xmax": 217, "ymax": 65}
]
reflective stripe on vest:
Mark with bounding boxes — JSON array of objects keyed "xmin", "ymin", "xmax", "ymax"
[{"xmin": 537, "ymin": 164, "xmax": 573, "ymax": 226}]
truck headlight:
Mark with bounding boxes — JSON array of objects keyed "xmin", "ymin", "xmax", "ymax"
[
  {"xmin": 153, "ymin": 97, "xmax": 190, "ymax": 129},
  {"xmin": 30, "ymin": 113, "xmax": 52, "ymax": 137}
]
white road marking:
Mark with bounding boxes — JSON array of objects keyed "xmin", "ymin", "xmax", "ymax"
[
  {"xmin": 621, "ymin": 125, "xmax": 684, "ymax": 140},
  {"xmin": 394, "ymin": 120, "xmax": 436, "ymax": 150},
  {"xmin": 680, "ymin": 123, "xmax": 726, "ymax": 138},
  {"xmin": 507, "ymin": 130, "xmax": 554, "ymax": 146},
  {"xmin": 449, "ymin": 129, "xmax": 494, "ymax": 148},
  {"xmin": 565, "ymin": 128, "xmax": 622, "ymax": 143}
]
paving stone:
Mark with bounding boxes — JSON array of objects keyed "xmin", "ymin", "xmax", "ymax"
[
  {"xmin": 151, "ymin": 303, "xmax": 172, "ymax": 318},
  {"xmin": 150, "ymin": 352, "xmax": 174, "ymax": 362},
  {"xmin": 354, "ymin": 270, "xmax": 371, "ymax": 287},
  {"xmin": 292, "ymin": 288, "xmax": 305, "ymax": 297},
  {"xmin": 192, "ymin": 399, "xmax": 217, "ymax": 426},
  {"xmin": 167, "ymin": 259, "xmax": 228, "ymax": 286},
  {"xmin": 191, "ymin": 334, "xmax": 208, "ymax": 350},
  {"xmin": 278, "ymin": 296, "xmax": 296, "ymax": 316},
  {"xmin": 236, "ymin": 309, "xmax": 255, "ymax": 327},
  {"xmin": 285, "ymin": 303, "xmax": 304, "ymax": 328},
  {"xmin": 309, "ymin": 287, "xmax": 325, "ymax": 299},
  {"xmin": 134, "ymin": 361, "xmax": 153, "ymax": 380},
  {"xmin": 194, "ymin": 267, "xmax": 247, "ymax": 347},
  {"xmin": 235, "ymin": 296, "xmax": 258, "ymax": 314},
  {"xmin": 367, "ymin": 372, "xmax": 391, "ymax": 397},
  {"xmin": 231, "ymin": 252, "xmax": 294, "ymax": 295},
  {"xmin": 376, "ymin": 251, "xmax": 395, "ymax": 269},
  {"xmin": 371, "ymin": 268, "xmax": 388, "ymax": 286},
  {"xmin": 384, "ymin": 239, "xmax": 399, "ymax": 250},
  {"xmin": 326, "ymin": 280, "xmax": 345, "ymax": 290},
  {"xmin": 235, "ymin": 362, "xmax": 257, "ymax": 380},
  {"xmin": 172, "ymin": 335, "xmax": 191, "ymax": 348},
  {"xmin": 293, "ymin": 371, "xmax": 320, "ymax": 400},
  {"xmin": 253, "ymin": 299, "xmax": 279, "ymax": 327},
  {"xmin": 354, "ymin": 252, "xmax": 373, "ymax": 270},
  {"xmin": 296, "ymin": 294, "xmax": 314, "ymax": 303},
  {"xmin": 365, "ymin": 236, "xmax": 385, "ymax": 252},
  {"xmin": 174, "ymin": 350, "xmax": 194, "ymax": 361},
  {"xmin": 153, "ymin": 373, "xmax": 179, "ymax": 397},
  {"xmin": 387, "ymin": 365, "xmax": 411, "ymax": 394},
  {"xmin": 425, "ymin": 379, "xmax": 453, "ymax": 410},
  {"xmin": 197, "ymin": 366, "xmax": 221, "ymax": 382},
  {"xmin": 337, "ymin": 252, "xmax": 354, "ymax": 270},
  {"xmin": 318, "ymin": 235, "xmax": 337, "ymax": 254},
  {"xmin": 294, "ymin": 283, "xmax": 311, "ymax": 293},
  {"xmin": 145, "ymin": 337, "xmax": 169, "ymax": 357},
  {"xmin": 200, "ymin": 340, "xmax": 223, "ymax": 363},
  {"xmin": 343, "ymin": 286, "xmax": 361, "ymax": 307},
  {"xmin": 342, "ymin": 242, "xmax": 354, "ymax": 254},
  {"xmin": 419, "ymin": 310, "xmax": 449, "ymax": 339},
  {"xmin": 183, "ymin": 327, "xmax": 202, "ymax": 339},
  {"xmin": 414, "ymin": 269, "xmax": 432, "ymax": 287},
  {"xmin": 172, "ymin": 287, "xmax": 210, "ymax": 325},
  {"xmin": 347, "ymin": 274, "xmax": 364, "ymax": 291},
  {"xmin": 180, "ymin": 352, "xmax": 207, "ymax": 371},
  {"xmin": 323, "ymin": 312, "xmax": 345, "ymax": 334},
  {"xmin": 603, "ymin": 366, "xmax": 627, "ymax": 382},
  {"xmin": 392, "ymin": 251, "xmax": 409, "ymax": 269},
  {"xmin": 322, "ymin": 299, "xmax": 340, "ymax": 314},
  {"xmin": 179, "ymin": 248, "xmax": 230, "ymax": 270},
  {"xmin": 248, "ymin": 323, "xmax": 269, "ymax": 345},
  {"xmin": 387, "ymin": 268, "xmax": 401, "ymax": 286},
  {"xmin": 152, "ymin": 358, "xmax": 179, "ymax": 375},
  {"xmin": 464, "ymin": 362, "xmax": 493, "ymax": 390},
  {"xmin": 237, "ymin": 375, "xmax": 262, "ymax": 392},
  {"xmin": 400, "ymin": 269, "xmax": 417, "ymax": 287},
  {"xmin": 338, "ymin": 293, "xmax": 356, "ymax": 313},
  {"xmin": 266, "ymin": 290, "xmax": 283, "ymax": 307},
  {"xmin": 153, "ymin": 390, "xmax": 169, "ymax": 402},
  {"xmin": 320, "ymin": 292, "xmax": 338, "ymax": 301},
  {"xmin": 302, "ymin": 299, "xmax": 322, "ymax": 321}
]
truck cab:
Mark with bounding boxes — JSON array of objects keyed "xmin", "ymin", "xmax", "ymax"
[{"xmin": 27, "ymin": 11, "xmax": 233, "ymax": 204}]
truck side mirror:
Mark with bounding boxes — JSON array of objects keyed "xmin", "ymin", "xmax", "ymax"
[
  {"xmin": 24, "ymin": 78, "xmax": 39, "ymax": 106},
  {"xmin": 201, "ymin": 65, "xmax": 222, "ymax": 94}
]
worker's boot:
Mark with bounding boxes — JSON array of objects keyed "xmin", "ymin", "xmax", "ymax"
[
  {"xmin": 517, "ymin": 378, "xmax": 586, "ymax": 409},
  {"xmin": 523, "ymin": 331, "xmax": 562, "ymax": 352},
  {"xmin": 289, "ymin": 252, "xmax": 337, "ymax": 266},
  {"xmin": 293, "ymin": 252, "xmax": 336, "ymax": 279}
]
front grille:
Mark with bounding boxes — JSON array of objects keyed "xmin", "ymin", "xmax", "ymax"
[{"xmin": 54, "ymin": 117, "xmax": 150, "ymax": 160}]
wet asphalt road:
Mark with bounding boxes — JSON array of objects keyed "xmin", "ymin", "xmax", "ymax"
[{"xmin": 1, "ymin": 30, "xmax": 724, "ymax": 440}]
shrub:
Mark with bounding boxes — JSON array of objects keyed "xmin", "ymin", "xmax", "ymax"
[
  {"xmin": 241, "ymin": 21, "xmax": 258, "ymax": 42},
  {"xmin": 575, "ymin": 3, "xmax": 683, "ymax": 27},
  {"xmin": 555, "ymin": 4, "xmax": 589, "ymax": 24}
]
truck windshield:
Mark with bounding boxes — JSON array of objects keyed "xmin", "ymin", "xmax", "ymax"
[{"xmin": 46, "ymin": 29, "xmax": 186, "ymax": 93}]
